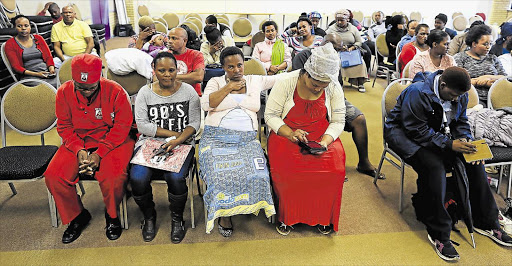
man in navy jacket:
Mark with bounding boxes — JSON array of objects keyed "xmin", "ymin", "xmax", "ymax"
[{"xmin": 384, "ymin": 67, "xmax": 511, "ymax": 261}]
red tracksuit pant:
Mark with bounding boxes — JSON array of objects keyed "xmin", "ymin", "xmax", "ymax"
[{"xmin": 44, "ymin": 138, "xmax": 135, "ymax": 225}]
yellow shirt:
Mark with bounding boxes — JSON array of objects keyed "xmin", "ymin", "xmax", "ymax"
[{"xmin": 51, "ymin": 20, "xmax": 92, "ymax": 56}]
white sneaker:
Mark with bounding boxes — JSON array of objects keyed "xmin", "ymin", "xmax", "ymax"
[
  {"xmin": 499, "ymin": 211, "xmax": 512, "ymax": 234},
  {"xmin": 358, "ymin": 85, "xmax": 366, "ymax": 93}
]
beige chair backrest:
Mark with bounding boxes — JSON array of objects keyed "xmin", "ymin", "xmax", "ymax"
[
  {"xmin": 1, "ymin": 42, "xmax": 18, "ymax": 82},
  {"xmin": 452, "ymin": 12, "xmax": 463, "ymax": 19},
  {"xmin": 488, "ymin": 77, "xmax": 512, "ymax": 109},
  {"xmin": 410, "ymin": 12, "xmax": 421, "ymax": 22},
  {"xmin": 106, "ymin": 69, "xmax": 148, "ymax": 96},
  {"xmin": 469, "ymin": 15, "xmax": 483, "ymax": 25},
  {"xmin": 259, "ymin": 19, "xmax": 273, "ymax": 33},
  {"xmin": 2, "ymin": 79, "xmax": 57, "ymax": 135},
  {"xmin": 452, "ymin": 15, "xmax": 467, "ymax": 31},
  {"xmin": 232, "ymin": 18, "xmax": 252, "ymax": 37},
  {"xmin": 154, "ymin": 21, "xmax": 167, "ymax": 34},
  {"xmin": 216, "ymin": 14, "xmax": 229, "ymax": 24},
  {"xmin": 402, "ymin": 61, "xmax": 412, "ymax": 79},
  {"xmin": 181, "ymin": 21, "xmax": 200, "ymax": 36},
  {"xmin": 153, "ymin": 17, "xmax": 167, "ymax": 27},
  {"xmin": 163, "ymin": 13, "xmax": 180, "ymax": 29},
  {"xmin": 138, "ymin": 5, "xmax": 149, "ymax": 16},
  {"xmin": 375, "ymin": 33, "xmax": 389, "ymax": 57},
  {"xmin": 352, "ymin": 11, "xmax": 364, "ymax": 23},
  {"xmin": 383, "ymin": 79, "xmax": 412, "ymax": 116},
  {"xmin": 185, "ymin": 13, "xmax": 201, "ymax": 21},
  {"xmin": 58, "ymin": 57, "xmax": 73, "ymax": 87},
  {"xmin": 244, "ymin": 58, "xmax": 266, "ymax": 76},
  {"xmin": 217, "ymin": 17, "xmax": 229, "ymax": 26},
  {"xmin": 467, "ymin": 85, "xmax": 479, "ymax": 108},
  {"xmin": 0, "ymin": 0, "xmax": 16, "ymax": 11},
  {"xmin": 251, "ymin": 31, "xmax": 265, "ymax": 48},
  {"xmin": 186, "ymin": 17, "xmax": 203, "ymax": 34}
]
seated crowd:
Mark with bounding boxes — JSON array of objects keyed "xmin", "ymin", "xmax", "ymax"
[{"xmin": 3, "ymin": 4, "xmax": 512, "ymax": 262}]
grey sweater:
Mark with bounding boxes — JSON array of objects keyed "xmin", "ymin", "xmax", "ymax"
[{"xmin": 134, "ymin": 82, "xmax": 201, "ymax": 147}]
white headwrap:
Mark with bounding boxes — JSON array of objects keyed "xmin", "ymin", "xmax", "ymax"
[{"xmin": 303, "ymin": 43, "xmax": 340, "ymax": 83}]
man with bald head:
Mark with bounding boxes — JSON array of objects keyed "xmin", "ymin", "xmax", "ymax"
[
  {"xmin": 168, "ymin": 27, "xmax": 205, "ymax": 95},
  {"xmin": 51, "ymin": 5, "xmax": 96, "ymax": 67},
  {"xmin": 291, "ymin": 33, "xmax": 386, "ymax": 180}
]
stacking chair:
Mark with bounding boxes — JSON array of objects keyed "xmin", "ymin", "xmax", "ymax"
[
  {"xmin": 374, "ymin": 78, "xmax": 412, "ymax": 212},
  {"xmin": 186, "ymin": 17, "xmax": 203, "ymax": 35},
  {"xmin": 185, "ymin": 13, "xmax": 201, "ymax": 21},
  {"xmin": 243, "ymin": 59, "xmax": 268, "ymax": 143},
  {"xmin": 410, "ymin": 12, "xmax": 422, "ymax": 22},
  {"xmin": 232, "ymin": 18, "xmax": 252, "ymax": 41},
  {"xmin": 372, "ymin": 33, "xmax": 397, "ymax": 87},
  {"xmin": 181, "ymin": 21, "xmax": 200, "ymax": 37},
  {"xmin": 1, "ymin": 42, "xmax": 17, "ymax": 82},
  {"xmin": 452, "ymin": 15, "xmax": 467, "ymax": 32},
  {"xmin": 452, "ymin": 12, "xmax": 463, "ymax": 20},
  {"xmin": 486, "ymin": 77, "xmax": 512, "ymax": 198},
  {"xmin": 216, "ymin": 14, "xmax": 229, "ymax": 25},
  {"xmin": 89, "ymin": 24, "xmax": 107, "ymax": 53},
  {"xmin": 163, "ymin": 12, "xmax": 180, "ymax": 30},
  {"xmin": 154, "ymin": 21, "xmax": 168, "ymax": 34},
  {"xmin": 137, "ymin": 5, "xmax": 149, "ymax": 17},
  {"xmin": 57, "ymin": 57, "xmax": 73, "ymax": 87},
  {"xmin": 0, "ymin": 79, "xmax": 59, "ymax": 225},
  {"xmin": 106, "ymin": 69, "xmax": 149, "ymax": 104},
  {"xmin": 401, "ymin": 61, "xmax": 412, "ymax": 79},
  {"xmin": 352, "ymin": 11, "xmax": 364, "ymax": 23}
]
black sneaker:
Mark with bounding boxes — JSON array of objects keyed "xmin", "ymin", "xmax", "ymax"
[
  {"xmin": 474, "ymin": 227, "xmax": 512, "ymax": 247},
  {"xmin": 427, "ymin": 234, "xmax": 460, "ymax": 261}
]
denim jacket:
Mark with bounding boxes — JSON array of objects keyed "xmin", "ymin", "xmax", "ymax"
[{"xmin": 384, "ymin": 71, "xmax": 473, "ymax": 158}]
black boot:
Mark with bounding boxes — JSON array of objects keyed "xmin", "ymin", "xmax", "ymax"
[
  {"xmin": 105, "ymin": 211, "xmax": 122, "ymax": 240},
  {"xmin": 168, "ymin": 192, "xmax": 187, "ymax": 244},
  {"xmin": 133, "ymin": 192, "xmax": 157, "ymax": 242}
]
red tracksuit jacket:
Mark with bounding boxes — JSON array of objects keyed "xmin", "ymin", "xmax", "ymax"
[{"xmin": 56, "ymin": 78, "xmax": 133, "ymax": 158}]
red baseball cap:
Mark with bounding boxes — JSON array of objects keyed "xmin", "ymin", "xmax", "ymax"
[{"xmin": 71, "ymin": 54, "xmax": 102, "ymax": 84}]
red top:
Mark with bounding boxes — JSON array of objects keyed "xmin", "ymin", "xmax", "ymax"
[
  {"xmin": 37, "ymin": 11, "xmax": 62, "ymax": 24},
  {"xmin": 4, "ymin": 34, "xmax": 54, "ymax": 74},
  {"xmin": 398, "ymin": 42, "xmax": 417, "ymax": 76},
  {"xmin": 174, "ymin": 48, "xmax": 205, "ymax": 96},
  {"xmin": 56, "ymin": 78, "xmax": 133, "ymax": 158},
  {"xmin": 284, "ymin": 88, "xmax": 329, "ymax": 141}
]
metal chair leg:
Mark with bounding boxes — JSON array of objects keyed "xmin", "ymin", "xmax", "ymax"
[
  {"xmin": 507, "ymin": 165, "xmax": 511, "ymax": 198},
  {"xmin": 202, "ymin": 179, "xmax": 208, "ymax": 230},
  {"xmin": 8, "ymin": 182, "xmax": 17, "ymax": 195},
  {"xmin": 188, "ymin": 161, "xmax": 195, "ymax": 229},
  {"xmin": 399, "ymin": 160, "xmax": 406, "ymax": 213},
  {"xmin": 78, "ymin": 182, "xmax": 86, "ymax": 196},
  {"xmin": 47, "ymin": 189, "xmax": 59, "ymax": 227},
  {"xmin": 374, "ymin": 149, "xmax": 387, "ymax": 184}
]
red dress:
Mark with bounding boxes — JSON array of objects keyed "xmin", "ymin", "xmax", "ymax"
[{"xmin": 268, "ymin": 89, "xmax": 346, "ymax": 231}]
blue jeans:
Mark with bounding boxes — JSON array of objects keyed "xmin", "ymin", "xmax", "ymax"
[{"xmin": 129, "ymin": 147, "xmax": 194, "ymax": 196}]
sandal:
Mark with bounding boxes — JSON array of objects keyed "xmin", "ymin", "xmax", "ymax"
[
  {"xmin": 356, "ymin": 167, "xmax": 386, "ymax": 179},
  {"xmin": 218, "ymin": 217, "xmax": 233, "ymax": 237},
  {"xmin": 317, "ymin": 225, "xmax": 332, "ymax": 235}
]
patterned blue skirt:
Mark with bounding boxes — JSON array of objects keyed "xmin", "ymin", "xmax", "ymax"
[{"xmin": 199, "ymin": 126, "xmax": 275, "ymax": 233}]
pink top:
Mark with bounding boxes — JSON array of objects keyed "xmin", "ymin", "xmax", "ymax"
[
  {"xmin": 409, "ymin": 51, "xmax": 456, "ymax": 78},
  {"xmin": 252, "ymin": 38, "xmax": 292, "ymax": 71}
]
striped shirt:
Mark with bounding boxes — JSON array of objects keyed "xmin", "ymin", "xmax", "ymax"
[{"xmin": 279, "ymin": 29, "xmax": 323, "ymax": 56}]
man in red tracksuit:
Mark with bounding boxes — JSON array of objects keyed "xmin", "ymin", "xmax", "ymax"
[{"xmin": 44, "ymin": 54, "xmax": 135, "ymax": 244}]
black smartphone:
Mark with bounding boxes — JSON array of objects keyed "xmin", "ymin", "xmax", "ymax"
[
  {"xmin": 47, "ymin": 73, "xmax": 56, "ymax": 78},
  {"xmin": 298, "ymin": 141, "xmax": 327, "ymax": 154}
]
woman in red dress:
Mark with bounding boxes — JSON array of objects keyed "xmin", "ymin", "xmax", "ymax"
[{"xmin": 265, "ymin": 43, "xmax": 346, "ymax": 235}]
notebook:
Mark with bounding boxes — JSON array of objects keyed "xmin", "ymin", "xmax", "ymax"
[{"xmin": 462, "ymin": 139, "xmax": 493, "ymax": 163}]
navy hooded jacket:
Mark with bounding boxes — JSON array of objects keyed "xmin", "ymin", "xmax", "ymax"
[{"xmin": 384, "ymin": 70, "xmax": 473, "ymax": 159}]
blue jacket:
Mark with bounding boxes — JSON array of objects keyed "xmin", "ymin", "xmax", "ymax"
[
  {"xmin": 445, "ymin": 28, "xmax": 457, "ymax": 40},
  {"xmin": 384, "ymin": 71, "xmax": 473, "ymax": 159}
]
